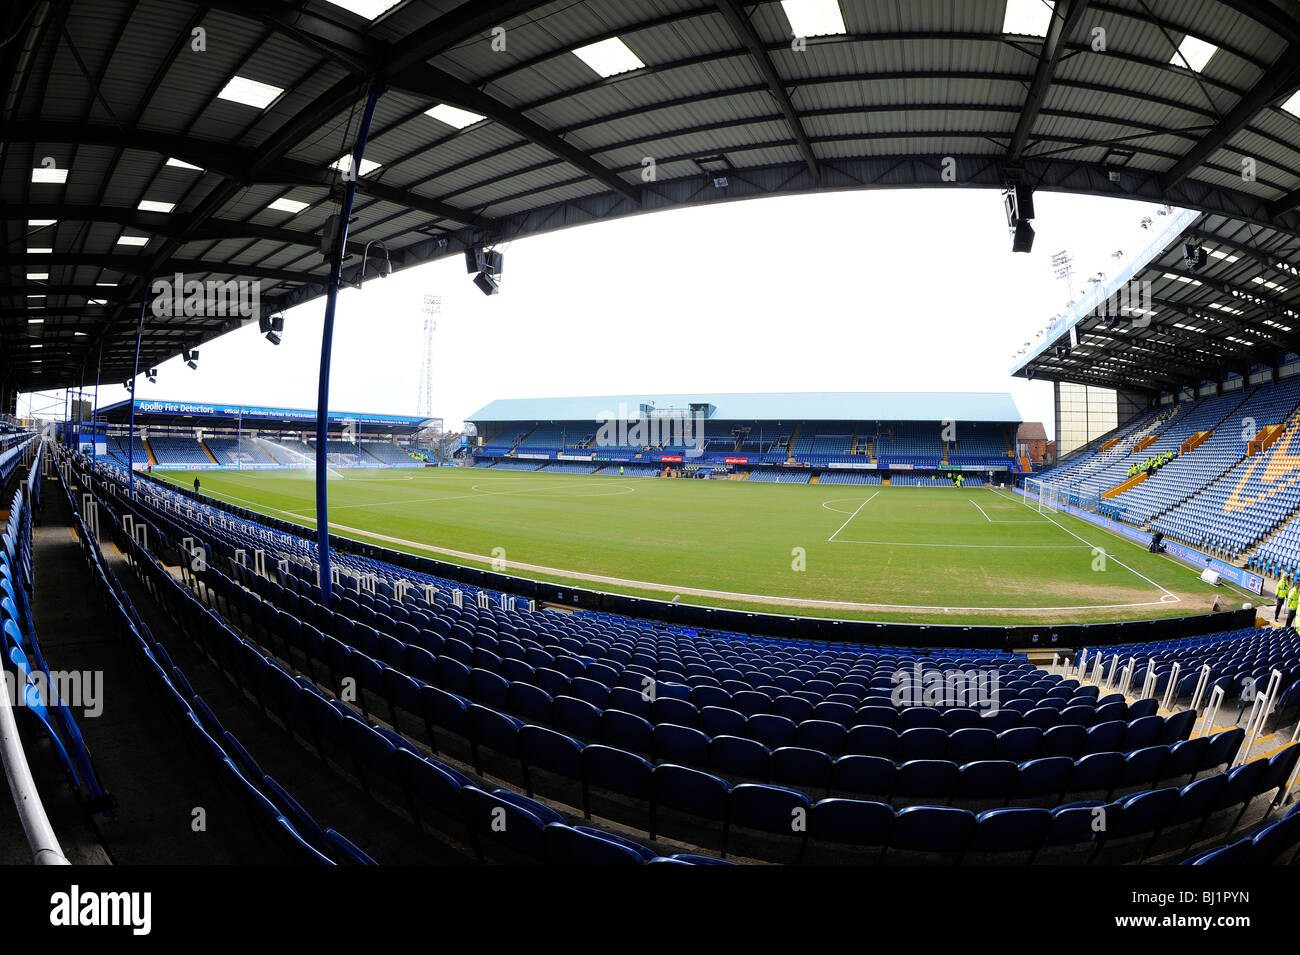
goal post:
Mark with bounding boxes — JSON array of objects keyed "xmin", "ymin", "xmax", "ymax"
[{"xmin": 1024, "ymin": 477, "xmax": 1060, "ymax": 513}]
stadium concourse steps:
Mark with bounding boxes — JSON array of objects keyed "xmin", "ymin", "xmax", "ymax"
[
  {"xmin": 53, "ymin": 453, "xmax": 1300, "ymax": 862},
  {"xmin": 1, "ymin": 436, "xmax": 113, "ymax": 859}
]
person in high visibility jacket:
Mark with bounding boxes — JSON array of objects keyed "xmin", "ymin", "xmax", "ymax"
[
  {"xmin": 1287, "ymin": 585, "xmax": 1299, "ymax": 629},
  {"xmin": 1276, "ymin": 574, "xmax": 1291, "ymax": 622}
]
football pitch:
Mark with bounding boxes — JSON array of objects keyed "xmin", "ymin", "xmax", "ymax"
[{"xmin": 154, "ymin": 467, "xmax": 1236, "ymax": 625}]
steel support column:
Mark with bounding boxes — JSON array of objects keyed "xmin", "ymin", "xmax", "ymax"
[
  {"xmin": 315, "ymin": 83, "xmax": 383, "ymax": 607},
  {"xmin": 128, "ymin": 292, "xmax": 147, "ymax": 499}
]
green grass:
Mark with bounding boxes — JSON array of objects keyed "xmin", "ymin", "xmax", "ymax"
[{"xmin": 155, "ymin": 467, "xmax": 1234, "ymax": 625}]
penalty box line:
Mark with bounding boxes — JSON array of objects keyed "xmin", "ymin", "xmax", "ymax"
[
  {"xmin": 827, "ymin": 490, "xmax": 879, "ymax": 542},
  {"xmin": 987, "ymin": 487, "xmax": 1179, "ymax": 603},
  {"xmin": 969, "ymin": 498, "xmax": 1042, "ymax": 524}
]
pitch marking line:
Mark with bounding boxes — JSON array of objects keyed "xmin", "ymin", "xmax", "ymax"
[
  {"xmin": 831, "ymin": 538, "xmax": 1091, "ymax": 549},
  {"xmin": 282, "ymin": 517, "xmax": 1187, "ymax": 613},
  {"xmin": 988, "ymin": 486, "xmax": 1180, "ymax": 604},
  {"xmin": 156, "ymin": 474, "xmax": 1184, "ymax": 613},
  {"xmin": 827, "ymin": 491, "xmax": 878, "ymax": 542},
  {"xmin": 968, "ymin": 497, "xmax": 1043, "ymax": 524}
]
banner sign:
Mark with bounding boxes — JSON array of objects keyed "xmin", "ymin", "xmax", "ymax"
[
  {"xmin": 557, "ymin": 453, "xmax": 593, "ymax": 461},
  {"xmin": 724, "ymin": 457, "xmax": 748, "ymax": 465},
  {"xmin": 128, "ymin": 399, "xmax": 425, "ymax": 428},
  {"xmin": 660, "ymin": 454, "xmax": 682, "ymax": 463},
  {"xmin": 827, "ymin": 460, "xmax": 877, "ymax": 470}
]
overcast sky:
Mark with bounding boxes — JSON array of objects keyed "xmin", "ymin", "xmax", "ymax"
[{"xmin": 23, "ymin": 188, "xmax": 1174, "ymax": 437}]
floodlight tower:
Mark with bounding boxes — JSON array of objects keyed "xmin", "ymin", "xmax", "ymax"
[
  {"xmin": 418, "ymin": 294, "xmax": 440, "ymax": 417},
  {"xmin": 1051, "ymin": 250, "xmax": 1075, "ymax": 304}
]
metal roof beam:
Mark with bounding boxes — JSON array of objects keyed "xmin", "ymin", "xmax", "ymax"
[
  {"xmin": 385, "ymin": 0, "xmax": 551, "ymax": 76},
  {"xmin": 0, "ymin": 253, "xmax": 327, "ymax": 285},
  {"xmin": 713, "ymin": 0, "xmax": 818, "ymax": 180},
  {"xmin": 1008, "ymin": 0, "xmax": 1090, "ymax": 160},
  {"xmin": 1161, "ymin": 45, "xmax": 1300, "ymax": 191},
  {"xmin": 203, "ymin": 1, "xmax": 639, "ymax": 204},
  {"xmin": 397, "ymin": 63, "xmax": 640, "ymax": 204},
  {"xmin": 2, "ymin": 203, "xmax": 372, "ymax": 254},
  {"xmin": 2, "ymin": 120, "xmax": 485, "ymax": 225}
]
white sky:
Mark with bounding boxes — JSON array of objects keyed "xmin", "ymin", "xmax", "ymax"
[{"xmin": 23, "ymin": 189, "xmax": 1175, "ymax": 437}]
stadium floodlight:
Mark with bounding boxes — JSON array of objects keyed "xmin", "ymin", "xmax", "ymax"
[
  {"xmin": 1183, "ymin": 241, "xmax": 1208, "ymax": 274},
  {"xmin": 185, "ymin": 349, "xmax": 199, "ymax": 370},
  {"xmin": 259, "ymin": 313, "xmax": 285, "ymax": 345},
  {"xmin": 123, "ymin": 379, "xmax": 134, "ymax": 393},
  {"xmin": 146, "ymin": 367, "xmax": 158, "ymax": 383}
]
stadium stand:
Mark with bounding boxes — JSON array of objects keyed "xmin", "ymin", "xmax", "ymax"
[
  {"xmin": 359, "ymin": 443, "xmax": 422, "ymax": 467},
  {"xmin": 748, "ymin": 470, "xmax": 813, "ymax": 484},
  {"xmin": 817, "ymin": 473, "xmax": 884, "ymax": 486},
  {"xmin": 37, "ymin": 447, "xmax": 1300, "ymax": 867},
  {"xmin": 104, "ymin": 435, "xmax": 148, "ymax": 468},
  {"xmin": 147, "ymin": 435, "xmax": 214, "ymax": 467},
  {"xmin": 593, "ymin": 465, "xmax": 659, "ymax": 478},
  {"xmin": 204, "ymin": 437, "xmax": 278, "ymax": 467},
  {"xmin": 540, "ymin": 463, "xmax": 601, "ymax": 475},
  {"xmin": 892, "ymin": 474, "xmax": 954, "ymax": 487}
]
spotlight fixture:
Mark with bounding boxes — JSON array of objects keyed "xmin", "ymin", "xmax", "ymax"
[
  {"xmin": 123, "ymin": 379, "xmax": 134, "ymax": 393},
  {"xmin": 1183, "ymin": 240, "xmax": 1208, "ymax": 274},
  {"xmin": 259, "ymin": 312, "xmax": 284, "ymax": 345},
  {"xmin": 347, "ymin": 239, "xmax": 392, "ymax": 288},
  {"xmin": 184, "ymin": 348, "xmax": 199, "ymax": 370},
  {"xmin": 146, "ymin": 367, "xmax": 158, "ymax": 383}
]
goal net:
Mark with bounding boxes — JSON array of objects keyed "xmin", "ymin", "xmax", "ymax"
[{"xmin": 1024, "ymin": 477, "xmax": 1061, "ymax": 513}]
